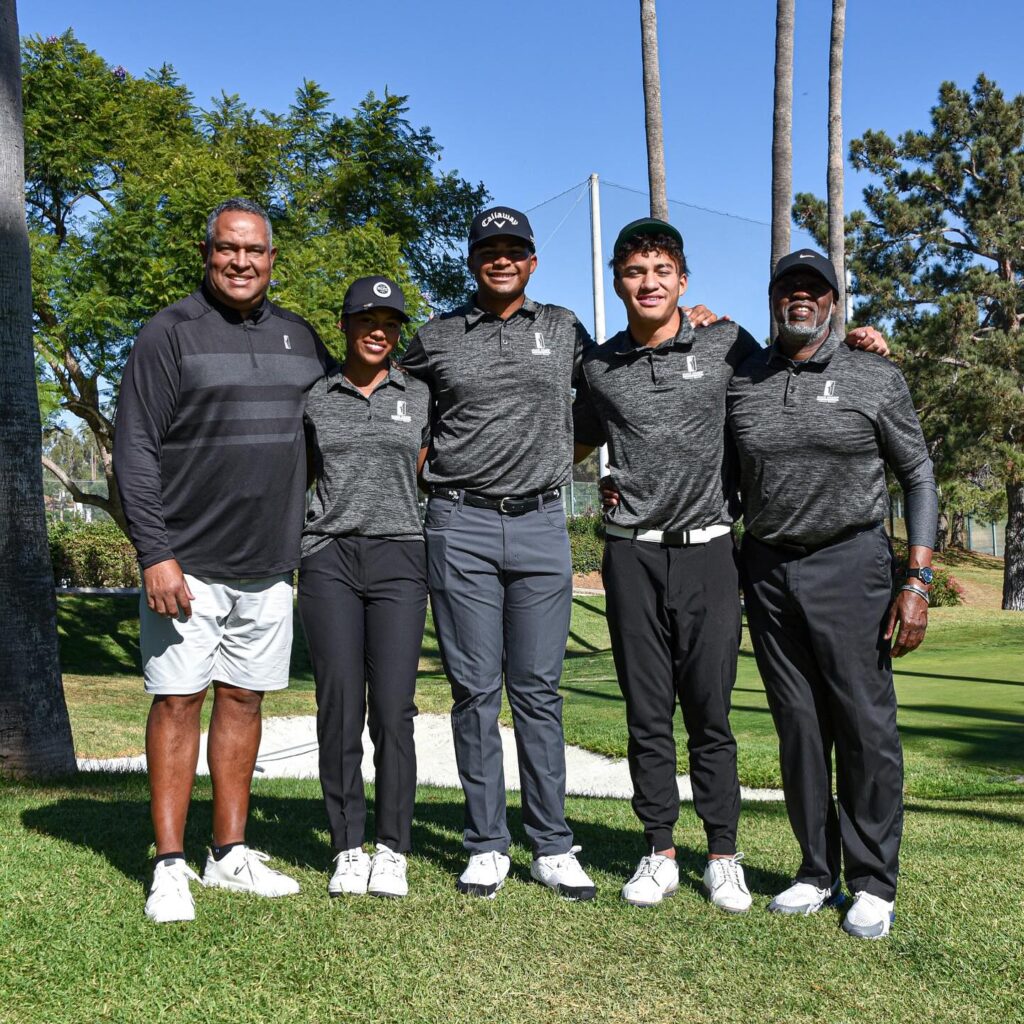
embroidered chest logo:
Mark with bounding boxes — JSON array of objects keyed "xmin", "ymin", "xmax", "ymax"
[
  {"xmin": 816, "ymin": 380, "xmax": 839, "ymax": 403},
  {"xmin": 283, "ymin": 334, "xmax": 291, "ymax": 350},
  {"xmin": 391, "ymin": 400, "xmax": 411, "ymax": 423},
  {"xmin": 532, "ymin": 331, "xmax": 551, "ymax": 356},
  {"xmin": 679, "ymin": 354, "xmax": 704, "ymax": 380}
]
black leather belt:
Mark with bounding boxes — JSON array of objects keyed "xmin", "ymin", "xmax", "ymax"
[
  {"xmin": 429, "ymin": 487, "xmax": 560, "ymax": 515},
  {"xmin": 750, "ymin": 521, "xmax": 883, "ymax": 556}
]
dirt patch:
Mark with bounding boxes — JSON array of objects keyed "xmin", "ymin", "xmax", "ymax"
[{"xmin": 573, "ymin": 571, "xmax": 604, "ymax": 592}]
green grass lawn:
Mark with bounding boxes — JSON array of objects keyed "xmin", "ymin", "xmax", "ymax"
[{"xmin": 1, "ymin": 563, "xmax": 1020, "ymax": 1023}]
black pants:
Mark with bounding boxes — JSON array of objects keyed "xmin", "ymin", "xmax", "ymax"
[
  {"xmin": 742, "ymin": 525, "xmax": 903, "ymax": 901},
  {"xmin": 298, "ymin": 536, "xmax": 427, "ymax": 854},
  {"xmin": 603, "ymin": 533, "xmax": 742, "ymax": 854}
]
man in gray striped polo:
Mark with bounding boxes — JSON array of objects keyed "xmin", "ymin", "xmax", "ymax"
[
  {"xmin": 114, "ymin": 198, "xmax": 332, "ymax": 922},
  {"xmin": 728, "ymin": 249, "xmax": 936, "ymax": 938}
]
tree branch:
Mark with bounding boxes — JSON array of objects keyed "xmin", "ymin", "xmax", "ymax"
[{"xmin": 41, "ymin": 455, "xmax": 113, "ymax": 516}]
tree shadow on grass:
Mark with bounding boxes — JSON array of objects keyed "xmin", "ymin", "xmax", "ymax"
[{"xmin": 18, "ymin": 775, "xmax": 794, "ymax": 894}]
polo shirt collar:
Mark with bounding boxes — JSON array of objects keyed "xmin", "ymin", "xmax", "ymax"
[
  {"xmin": 200, "ymin": 282, "xmax": 270, "ymax": 324},
  {"xmin": 326, "ymin": 360, "xmax": 407, "ymax": 394},
  {"xmin": 464, "ymin": 294, "xmax": 539, "ymax": 328},
  {"xmin": 768, "ymin": 328, "xmax": 841, "ymax": 369},
  {"xmin": 612, "ymin": 311, "xmax": 696, "ymax": 358}
]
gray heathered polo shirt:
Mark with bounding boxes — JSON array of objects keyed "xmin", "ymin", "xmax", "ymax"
[
  {"xmin": 573, "ymin": 318, "xmax": 761, "ymax": 532},
  {"xmin": 301, "ymin": 364, "xmax": 430, "ymax": 555},
  {"xmin": 401, "ymin": 295, "xmax": 592, "ymax": 499},
  {"xmin": 727, "ymin": 331, "xmax": 936, "ymax": 547}
]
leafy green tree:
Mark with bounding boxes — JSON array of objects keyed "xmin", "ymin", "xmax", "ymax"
[
  {"xmin": 23, "ymin": 32, "xmax": 487, "ymax": 532},
  {"xmin": 794, "ymin": 76, "xmax": 1024, "ymax": 609}
]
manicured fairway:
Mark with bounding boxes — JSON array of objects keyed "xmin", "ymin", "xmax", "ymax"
[{"xmin": 2, "ymin": 562, "xmax": 1018, "ymax": 1023}]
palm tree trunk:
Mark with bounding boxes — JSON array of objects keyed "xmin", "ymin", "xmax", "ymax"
[
  {"xmin": 771, "ymin": 0, "xmax": 795, "ymax": 336},
  {"xmin": 640, "ymin": 0, "xmax": 668, "ymax": 220},
  {"xmin": 0, "ymin": 0, "xmax": 77, "ymax": 777},
  {"xmin": 827, "ymin": 0, "xmax": 848, "ymax": 335}
]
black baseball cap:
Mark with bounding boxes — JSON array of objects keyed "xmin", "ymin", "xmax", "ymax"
[
  {"xmin": 341, "ymin": 275, "xmax": 410, "ymax": 322},
  {"xmin": 468, "ymin": 207, "xmax": 535, "ymax": 252},
  {"xmin": 770, "ymin": 249, "xmax": 840, "ymax": 296},
  {"xmin": 613, "ymin": 217, "xmax": 684, "ymax": 253}
]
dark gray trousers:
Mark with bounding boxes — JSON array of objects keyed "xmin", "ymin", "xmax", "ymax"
[
  {"xmin": 603, "ymin": 533, "xmax": 742, "ymax": 854},
  {"xmin": 742, "ymin": 525, "xmax": 903, "ymax": 901},
  {"xmin": 298, "ymin": 536, "xmax": 427, "ymax": 854},
  {"xmin": 424, "ymin": 494, "xmax": 573, "ymax": 857}
]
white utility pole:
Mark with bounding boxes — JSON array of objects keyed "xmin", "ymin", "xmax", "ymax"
[{"xmin": 589, "ymin": 173, "xmax": 610, "ymax": 480}]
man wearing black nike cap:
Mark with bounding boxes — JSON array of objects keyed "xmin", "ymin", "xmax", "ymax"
[{"xmin": 728, "ymin": 248, "xmax": 937, "ymax": 938}]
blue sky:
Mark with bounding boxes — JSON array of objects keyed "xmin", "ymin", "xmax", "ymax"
[{"xmin": 20, "ymin": 0, "xmax": 1024, "ymax": 341}]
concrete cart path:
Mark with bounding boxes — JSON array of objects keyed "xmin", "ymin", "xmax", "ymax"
[{"xmin": 78, "ymin": 713, "xmax": 784, "ymax": 802}]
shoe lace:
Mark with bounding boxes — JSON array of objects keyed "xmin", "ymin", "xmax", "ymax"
[
  {"xmin": 712, "ymin": 853, "xmax": 746, "ymax": 888},
  {"xmin": 237, "ymin": 847, "xmax": 276, "ymax": 879},
  {"xmin": 334, "ymin": 849, "xmax": 366, "ymax": 869},
  {"xmin": 373, "ymin": 845, "xmax": 405, "ymax": 876},
  {"xmin": 157, "ymin": 860, "xmax": 201, "ymax": 886},
  {"xmin": 633, "ymin": 855, "xmax": 661, "ymax": 879},
  {"xmin": 545, "ymin": 844, "xmax": 583, "ymax": 870}
]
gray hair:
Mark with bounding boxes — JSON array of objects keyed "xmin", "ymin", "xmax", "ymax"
[{"xmin": 205, "ymin": 198, "xmax": 273, "ymax": 248}]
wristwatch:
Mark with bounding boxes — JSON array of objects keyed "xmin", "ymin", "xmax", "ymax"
[{"xmin": 904, "ymin": 566, "xmax": 934, "ymax": 585}]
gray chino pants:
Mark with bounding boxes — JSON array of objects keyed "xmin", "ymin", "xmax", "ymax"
[{"xmin": 424, "ymin": 493, "xmax": 574, "ymax": 857}]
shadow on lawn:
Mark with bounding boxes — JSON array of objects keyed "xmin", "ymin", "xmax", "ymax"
[
  {"xmin": 19, "ymin": 778, "xmax": 792, "ymax": 895},
  {"xmin": 22, "ymin": 782, "xmax": 770, "ymax": 888}
]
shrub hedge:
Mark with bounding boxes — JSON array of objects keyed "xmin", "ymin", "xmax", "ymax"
[
  {"xmin": 49, "ymin": 519, "xmax": 139, "ymax": 588},
  {"xmin": 568, "ymin": 513, "xmax": 604, "ymax": 575},
  {"xmin": 890, "ymin": 538, "xmax": 963, "ymax": 607}
]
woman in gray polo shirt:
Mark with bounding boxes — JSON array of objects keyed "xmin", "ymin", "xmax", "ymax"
[{"xmin": 298, "ymin": 276, "xmax": 431, "ymax": 900}]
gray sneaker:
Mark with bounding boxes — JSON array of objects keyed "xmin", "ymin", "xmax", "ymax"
[
  {"xmin": 769, "ymin": 879, "xmax": 844, "ymax": 915},
  {"xmin": 842, "ymin": 891, "xmax": 894, "ymax": 939}
]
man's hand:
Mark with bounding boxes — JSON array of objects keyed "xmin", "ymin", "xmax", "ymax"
[
  {"xmin": 143, "ymin": 559, "xmax": 194, "ymax": 619},
  {"xmin": 885, "ymin": 589, "xmax": 928, "ymax": 657},
  {"xmin": 844, "ymin": 325, "xmax": 889, "ymax": 356},
  {"xmin": 683, "ymin": 304, "xmax": 729, "ymax": 328},
  {"xmin": 599, "ymin": 475, "xmax": 621, "ymax": 511}
]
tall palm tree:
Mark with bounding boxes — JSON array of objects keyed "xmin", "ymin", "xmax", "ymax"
[
  {"xmin": 0, "ymin": 0, "xmax": 77, "ymax": 778},
  {"xmin": 827, "ymin": 0, "xmax": 847, "ymax": 335},
  {"xmin": 771, "ymin": 0, "xmax": 795, "ymax": 335},
  {"xmin": 640, "ymin": 0, "xmax": 668, "ymax": 220}
]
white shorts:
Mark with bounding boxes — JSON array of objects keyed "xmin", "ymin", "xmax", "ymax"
[{"xmin": 140, "ymin": 573, "xmax": 294, "ymax": 696}]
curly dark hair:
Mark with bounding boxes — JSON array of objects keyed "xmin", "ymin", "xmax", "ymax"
[{"xmin": 610, "ymin": 232, "xmax": 689, "ymax": 278}]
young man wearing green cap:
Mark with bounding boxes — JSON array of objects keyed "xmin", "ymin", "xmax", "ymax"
[{"xmin": 575, "ymin": 220, "xmax": 889, "ymax": 911}]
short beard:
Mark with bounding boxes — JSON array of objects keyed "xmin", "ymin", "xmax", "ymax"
[{"xmin": 778, "ymin": 299, "xmax": 833, "ymax": 345}]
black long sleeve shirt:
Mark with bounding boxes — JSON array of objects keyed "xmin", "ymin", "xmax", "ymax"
[{"xmin": 113, "ymin": 287, "xmax": 331, "ymax": 577}]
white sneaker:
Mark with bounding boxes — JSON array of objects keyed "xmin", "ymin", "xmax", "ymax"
[
  {"xmin": 621, "ymin": 853, "xmax": 679, "ymax": 907},
  {"xmin": 328, "ymin": 847, "xmax": 371, "ymax": 897},
  {"xmin": 768, "ymin": 879, "xmax": 843, "ymax": 916},
  {"xmin": 530, "ymin": 845, "xmax": 596, "ymax": 901},
  {"xmin": 202, "ymin": 845, "xmax": 300, "ymax": 897},
  {"xmin": 456, "ymin": 851, "xmax": 510, "ymax": 899},
  {"xmin": 842, "ymin": 890, "xmax": 895, "ymax": 939},
  {"xmin": 702, "ymin": 854, "xmax": 752, "ymax": 913},
  {"xmin": 145, "ymin": 858, "xmax": 201, "ymax": 923},
  {"xmin": 367, "ymin": 844, "xmax": 408, "ymax": 899}
]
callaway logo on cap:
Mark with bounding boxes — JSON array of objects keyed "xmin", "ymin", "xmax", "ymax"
[{"xmin": 469, "ymin": 206, "xmax": 536, "ymax": 251}]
